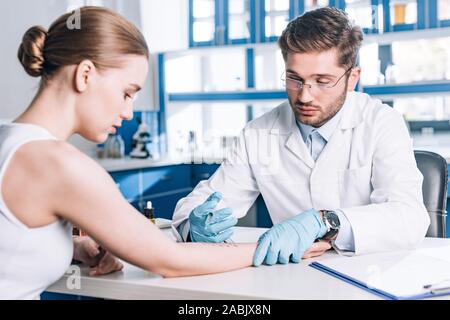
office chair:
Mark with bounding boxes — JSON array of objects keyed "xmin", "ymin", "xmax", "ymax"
[{"xmin": 414, "ymin": 150, "xmax": 448, "ymax": 238}]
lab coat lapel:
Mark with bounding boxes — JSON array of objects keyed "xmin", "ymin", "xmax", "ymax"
[
  {"xmin": 269, "ymin": 101, "xmax": 315, "ymax": 169},
  {"xmin": 316, "ymin": 92, "xmax": 363, "ymax": 167},
  {"xmin": 285, "ymin": 129, "xmax": 315, "ymax": 169},
  {"xmin": 316, "ymin": 127, "xmax": 346, "ymax": 167},
  {"xmin": 280, "ymin": 106, "xmax": 315, "ymax": 169}
]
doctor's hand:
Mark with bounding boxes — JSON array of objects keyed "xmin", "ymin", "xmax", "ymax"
[
  {"xmin": 253, "ymin": 209, "xmax": 328, "ymax": 266},
  {"xmin": 188, "ymin": 192, "xmax": 238, "ymax": 243},
  {"xmin": 73, "ymin": 236, "xmax": 123, "ymax": 276}
]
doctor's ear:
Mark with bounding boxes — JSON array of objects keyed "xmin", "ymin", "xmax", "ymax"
[
  {"xmin": 347, "ymin": 67, "xmax": 361, "ymax": 92},
  {"xmin": 74, "ymin": 60, "xmax": 97, "ymax": 93}
]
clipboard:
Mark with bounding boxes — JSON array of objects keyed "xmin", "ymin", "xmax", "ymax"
[{"xmin": 309, "ymin": 246, "xmax": 450, "ymax": 300}]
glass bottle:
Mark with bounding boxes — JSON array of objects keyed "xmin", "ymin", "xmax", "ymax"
[
  {"xmin": 105, "ymin": 134, "xmax": 116, "ymax": 159},
  {"xmin": 114, "ymin": 134, "xmax": 125, "ymax": 159}
]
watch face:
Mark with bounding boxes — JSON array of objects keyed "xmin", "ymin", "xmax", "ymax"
[{"xmin": 324, "ymin": 211, "xmax": 340, "ymax": 229}]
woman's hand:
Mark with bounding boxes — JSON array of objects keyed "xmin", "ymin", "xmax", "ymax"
[
  {"xmin": 73, "ymin": 236, "xmax": 123, "ymax": 276},
  {"xmin": 302, "ymin": 240, "xmax": 332, "ymax": 259}
]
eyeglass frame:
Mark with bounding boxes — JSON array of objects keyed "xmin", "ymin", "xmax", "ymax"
[{"xmin": 281, "ymin": 67, "xmax": 354, "ymax": 92}]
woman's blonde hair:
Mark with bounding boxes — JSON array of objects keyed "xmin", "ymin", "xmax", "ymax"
[{"xmin": 18, "ymin": 6, "xmax": 149, "ymax": 83}]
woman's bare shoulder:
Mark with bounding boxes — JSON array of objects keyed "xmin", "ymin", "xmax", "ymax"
[
  {"xmin": 3, "ymin": 140, "xmax": 112, "ymax": 226},
  {"xmin": 2, "ymin": 140, "xmax": 103, "ymax": 227},
  {"xmin": 11, "ymin": 140, "xmax": 99, "ymax": 178}
]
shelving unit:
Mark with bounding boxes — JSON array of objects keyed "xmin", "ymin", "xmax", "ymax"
[{"xmin": 160, "ymin": 0, "xmax": 450, "ymax": 143}]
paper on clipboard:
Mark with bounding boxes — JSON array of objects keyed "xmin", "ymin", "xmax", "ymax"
[{"xmin": 311, "ymin": 245, "xmax": 450, "ymax": 299}]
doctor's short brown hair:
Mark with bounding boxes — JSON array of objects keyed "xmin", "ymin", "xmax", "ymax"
[{"xmin": 278, "ymin": 7, "xmax": 363, "ymax": 69}]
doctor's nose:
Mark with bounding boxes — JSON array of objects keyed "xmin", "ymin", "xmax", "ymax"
[{"xmin": 297, "ymin": 85, "xmax": 314, "ymax": 105}]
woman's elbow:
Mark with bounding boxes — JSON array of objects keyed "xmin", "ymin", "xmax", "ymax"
[
  {"xmin": 142, "ymin": 264, "xmax": 181, "ymax": 278},
  {"xmin": 159, "ymin": 269, "xmax": 185, "ymax": 278},
  {"xmin": 144, "ymin": 251, "xmax": 188, "ymax": 278}
]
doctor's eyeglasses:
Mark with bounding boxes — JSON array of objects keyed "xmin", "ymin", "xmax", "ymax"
[{"xmin": 281, "ymin": 67, "xmax": 353, "ymax": 95}]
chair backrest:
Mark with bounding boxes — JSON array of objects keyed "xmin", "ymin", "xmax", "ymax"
[{"xmin": 414, "ymin": 150, "xmax": 448, "ymax": 238}]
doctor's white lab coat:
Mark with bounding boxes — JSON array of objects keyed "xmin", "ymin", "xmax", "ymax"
[{"xmin": 171, "ymin": 91, "xmax": 430, "ymax": 255}]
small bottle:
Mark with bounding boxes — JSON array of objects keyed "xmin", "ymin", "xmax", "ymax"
[
  {"xmin": 376, "ymin": 60, "xmax": 385, "ymax": 85},
  {"xmin": 96, "ymin": 144, "xmax": 105, "ymax": 159},
  {"xmin": 105, "ymin": 134, "xmax": 116, "ymax": 158},
  {"xmin": 114, "ymin": 134, "xmax": 125, "ymax": 159},
  {"xmin": 144, "ymin": 201, "xmax": 156, "ymax": 224},
  {"xmin": 188, "ymin": 131, "xmax": 198, "ymax": 163},
  {"xmin": 385, "ymin": 63, "xmax": 398, "ymax": 84},
  {"xmin": 73, "ymin": 226, "xmax": 87, "ymax": 237}
]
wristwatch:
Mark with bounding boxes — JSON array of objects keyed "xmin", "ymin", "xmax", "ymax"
[{"xmin": 320, "ymin": 210, "xmax": 340, "ymax": 241}]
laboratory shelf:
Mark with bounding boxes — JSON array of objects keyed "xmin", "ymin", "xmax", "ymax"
[
  {"xmin": 168, "ymin": 90, "xmax": 287, "ymax": 102},
  {"xmin": 362, "ymin": 81, "xmax": 450, "ymax": 97}
]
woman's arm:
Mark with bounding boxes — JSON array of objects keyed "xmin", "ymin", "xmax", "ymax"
[{"xmin": 48, "ymin": 142, "xmax": 255, "ymax": 277}]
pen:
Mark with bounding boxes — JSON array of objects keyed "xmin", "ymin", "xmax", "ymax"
[
  {"xmin": 205, "ymin": 211, "xmax": 213, "ymax": 225},
  {"xmin": 423, "ymin": 279, "xmax": 450, "ymax": 293},
  {"xmin": 206, "ymin": 211, "xmax": 235, "ymax": 244},
  {"xmin": 426, "ymin": 286, "xmax": 450, "ymax": 294}
]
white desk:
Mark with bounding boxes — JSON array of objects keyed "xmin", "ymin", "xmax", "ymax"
[{"xmin": 46, "ymin": 227, "xmax": 450, "ymax": 300}]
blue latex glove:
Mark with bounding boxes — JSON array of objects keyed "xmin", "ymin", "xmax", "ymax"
[
  {"xmin": 253, "ymin": 209, "xmax": 328, "ymax": 266},
  {"xmin": 189, "ymin": 192, "xmax": 238, "ymax": 243}
]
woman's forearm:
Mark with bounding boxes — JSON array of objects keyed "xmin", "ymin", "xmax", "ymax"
[{"xmin": 157, "ymin": 242, "xmax": 256, "ymax": 278}]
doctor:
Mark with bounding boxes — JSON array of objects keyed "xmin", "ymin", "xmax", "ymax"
[{"xmin": 172, "ymin": 7, "xmax": 430, "ymax": 265}]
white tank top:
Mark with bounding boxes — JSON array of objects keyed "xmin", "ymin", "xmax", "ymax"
[{"xmin": 0, "ymin": 123, "xmax": 73, "ymax": 300}]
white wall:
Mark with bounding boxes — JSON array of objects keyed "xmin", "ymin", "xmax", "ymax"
[
  {"xmin": 140, "ymin": 0, "xmax": 189, "ymax": 53},
  {"xmin": 0, "ymin": 0, "xmax": 69, "ymax": 120},
  {"xmin": 0, "ymin": 0, "xmax": 186, "ymax": 155}
]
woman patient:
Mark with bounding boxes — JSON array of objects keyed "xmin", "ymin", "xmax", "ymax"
[{"xmin": 0, "ymin": 6, "xmax": 256, "ymax": 300}]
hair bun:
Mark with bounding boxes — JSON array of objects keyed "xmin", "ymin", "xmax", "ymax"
[{"xmin": 18, "ymin": 26, "xmax": 48, "ymax": 77}]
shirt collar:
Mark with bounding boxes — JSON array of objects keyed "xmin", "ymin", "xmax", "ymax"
[{"xmin": 296, "ymin": 104, "xmax": 345, "ymax": 143}]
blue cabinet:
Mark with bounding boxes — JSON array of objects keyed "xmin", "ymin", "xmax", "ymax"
[
  {"xmin": 256, "ymin": 195, "xmax": 273, "ymax": 228},
  {"xmin": 110, "ymin": 170, "xmax": 140, "ymax": 202},
  {"xmin": 40, "ymin": 292, "xmax": 98, "ymax": 300},
  {"xmin": 192, "ymin": 163, "xmax": 221, "ymax": 186},
  {"xmin": 109, "ymin": 165, "xmax": 193, "ymax": 220},
  {"xmin": 142, "ymin": 165, "xmax": 192, "ymax": 196},
  {"xmin": 130, "ymin": 199, "xmax": 143, "ymax": 212},
  {"xmin": 143, "ymin": 190, "xmax": 193, "ymax": 220}
]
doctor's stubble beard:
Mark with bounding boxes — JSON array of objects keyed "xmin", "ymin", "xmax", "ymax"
[{"xmin": 289, "ymin": 81, "xmax": 349, "ymax": 128}]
